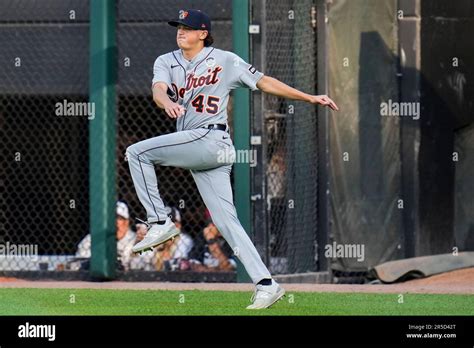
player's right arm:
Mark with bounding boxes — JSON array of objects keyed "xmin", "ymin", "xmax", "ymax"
[
  {"xmin": 152, "ymin": 55, "xmax": 185, "ymax": 119},
  {"xmin": 152, "ymin": 82, "xmax": 185, "ymax": 119},
  {"xmin": 257, "ymin": 76, "xmax": 339, "ymax": 111},
  {"xmin": 226, "ymin": 51, "xmax": 338, "ymax": 111}
]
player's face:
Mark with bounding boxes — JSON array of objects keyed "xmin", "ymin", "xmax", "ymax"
[{"xmin": 176, "ymin": 25, "xmax": 207, "ymax": 49}]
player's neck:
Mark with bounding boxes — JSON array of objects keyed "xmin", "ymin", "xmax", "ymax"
[{"xmin": 181, "ymin": 45, "xmax": 206, "ymax": 62}]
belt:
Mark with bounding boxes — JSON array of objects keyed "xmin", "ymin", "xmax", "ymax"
[{"xmin": 204, "ymin": 124, "xmax": 229, "ymax": 132}]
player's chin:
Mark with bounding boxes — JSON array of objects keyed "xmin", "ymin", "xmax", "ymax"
[{"xmin": 176, "ymin": 40, "xmax": 187, "ymax": 49}]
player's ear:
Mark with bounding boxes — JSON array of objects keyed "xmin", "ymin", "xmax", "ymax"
[{"xmin": 203, "ymin": 31, "xmax": 213, "ymax": 47}]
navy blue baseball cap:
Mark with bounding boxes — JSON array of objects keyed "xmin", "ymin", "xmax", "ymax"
[{"xmin": 168, "ymin": 9, "xmax": 211, "ymax": 32}]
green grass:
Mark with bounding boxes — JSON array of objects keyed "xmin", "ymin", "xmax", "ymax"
[{"xmin": 0, "ymin": 288, "xmax": 472, "ymax": 316}]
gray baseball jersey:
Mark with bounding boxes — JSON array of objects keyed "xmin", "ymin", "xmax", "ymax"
[{"xmin": 152, "ymin": 46, "xmax": 263, "ymax": 131}]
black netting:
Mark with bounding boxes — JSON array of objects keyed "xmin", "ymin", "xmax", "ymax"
[
  {"xmin": 0, "ymin": 0, "xmax": 90, "ymax": 271},
  {"xmin": 251, "ymin": 0, "xmax": 319, "ymax": 274},
  {"xmin": 1, "ymin": 0, "xmax": 319, "ymax": 278},
  {"xmin": 116, "ymin": 0, "xmax": 235, "ymax": 276}
]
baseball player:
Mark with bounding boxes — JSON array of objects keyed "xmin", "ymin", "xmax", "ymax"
[{"xmin": 126, "ymin": 9, "xmax": 338, "ymax": 309}]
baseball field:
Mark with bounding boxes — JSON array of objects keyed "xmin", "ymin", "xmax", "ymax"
[
  {"xmin": 0, "ymin": 288, "xmax": 473, "ymax": 316},
  {"xmin": 1, "ymin": 268, "xmax": 473, "ymax": 316}
]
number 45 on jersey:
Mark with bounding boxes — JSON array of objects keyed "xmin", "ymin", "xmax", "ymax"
[{"xmin": 191, "ymin": 94, "xmax": 220, "ymax": 114}]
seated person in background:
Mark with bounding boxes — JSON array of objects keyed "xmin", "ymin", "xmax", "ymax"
[
  {"xmin": 130, "ymin": 206, "xmax": 194, "ymax": 271},
  {"xmin": 76, "ymin": 201, "xmax": 136, "ymax": 270},
  {"xmin": 190, "ymin": 211, "xmax": 237, "ymax": 272}
]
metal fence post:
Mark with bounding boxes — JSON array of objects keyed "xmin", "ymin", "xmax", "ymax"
[
  {"xmin": 89, "ymin": 0, "xmax": 117, "ymax": 279},
  {"xmin": 232, "ymin": 0, "xmax": 252, "ymax": 283},
  {"xmin": 316, "ymin": 0, "xmax": 330, "ymax": 272},
  {"xmin": 250, "ymin": 0, "xmax": 269, "ymax": 266}
]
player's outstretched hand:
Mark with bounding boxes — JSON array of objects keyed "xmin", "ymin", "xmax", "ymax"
[
  {"xmin": 164, "ymin": 101, "xmax": 186, "ymax": 118},
  {"xmin": 308, "ymin": 95, "xmax": 339, "ymax": 111}
]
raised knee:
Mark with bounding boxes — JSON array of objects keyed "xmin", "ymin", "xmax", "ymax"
[{"xmin": 125, "ymin": 143, "xmax": 139, "ymax": 160}]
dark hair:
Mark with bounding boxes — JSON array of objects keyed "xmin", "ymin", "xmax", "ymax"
[{"xmin": 204, "ymin": 33, "xmax": 214, "ymax": 47}]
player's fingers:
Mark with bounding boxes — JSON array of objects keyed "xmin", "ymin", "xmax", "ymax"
[
  {"xmin": 328, "ymin": 98, "xmax": 339, "ymax": 111},
  {"xmin": 165, "ymin": 107, "xmax": 178, "ymax": 118},
  {"xmin": 176, "ymin": 109, "xmax": 184, "ymax": 117},
  {"xmin": 164, "ymin": 108, "xmax": 173, "ymax": 118},
  {"xmin": 169, "ymin": 107, "xmax": 179, "ymax": 118},
  {"xmin": 176, "ymin": 105, "xmax": 186, "ymax": 117},
  {"xmin": 320, "ymin": 98, "xmax": 330, "ymax": 106},
  {"xmin": 171, "ymin": 105, "xmax": 185, "ymax": 117},
  {"xmin": 319, "ymin": 96, "xmax": 339, "ymax": 111},
  {"xmin": 172, "ymin": 108, "xmax": 181, "ymax": 118}
]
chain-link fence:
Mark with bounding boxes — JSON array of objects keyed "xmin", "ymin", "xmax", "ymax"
[
  {"xmin": 251, "ymin": 0, "xmax": 320, "ymax": 275},
  {"xmin": 0, "ymin": 0, "xmax": 240, "ymax": 280},
  {"xmin": 116, "ymin": 0, "xmax": 236, "ymax": 279},
  {"xmin": 0, "ymin": 0, "xmax": 90, "ymax": 272},
  {"xmin": 1, "ymin": 0, "xmax": 324, "ymax": 280}
]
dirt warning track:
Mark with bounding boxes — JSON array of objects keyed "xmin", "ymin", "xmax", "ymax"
[{"xmin": 0, "ymin": 268, "xmax": 473, "ymax": 294}]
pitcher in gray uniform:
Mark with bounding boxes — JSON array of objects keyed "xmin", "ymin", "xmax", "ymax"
[{"xmin": 126, "ymin": 9, "xmax": 338, "ymax": 309}]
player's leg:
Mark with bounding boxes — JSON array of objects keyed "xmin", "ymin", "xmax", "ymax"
[
  {"xmin": 126, "ymin": 128, "xmax": 216, "ymax": 224},
  {"xmin": 191, "ymin": 165, "xmax": 285, "ymax": 308},
  {"xmin": 126, "ymin": 128, "xmax": 225, "ymax": 253},
  {"xmin": 190, "ymin": 164, "xmax": 272, "ymax": 283}
]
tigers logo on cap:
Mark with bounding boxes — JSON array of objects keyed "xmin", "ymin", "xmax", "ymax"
[{"xmin": 179, "ymin": 10, "xmax": 189, "ymax": 19}]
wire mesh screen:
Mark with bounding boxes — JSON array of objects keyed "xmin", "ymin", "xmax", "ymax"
[
  {"xmin": 251, "ymin": 0, "xmax": 319, "ymax": 274},
  {"xmin": 116, "ymin": 0, "xmax": 236, "ymax": 276},
  {"xmin": 0, "ymin": 0, "xmax": 318, "ymax": 279},
  {"xmin": 0, "ymin": 0, "xmax": 237, "ymax": 278},
  {"xmin": 0, "ymin": 0, "xmax": 90, "ymax": 272}
]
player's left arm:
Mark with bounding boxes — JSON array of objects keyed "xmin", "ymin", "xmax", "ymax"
[{"xmin": 256, "ymin": 75, "xmax": 339, "ymax": 111}]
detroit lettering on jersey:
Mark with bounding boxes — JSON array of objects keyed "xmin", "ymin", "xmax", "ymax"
[
  {"xmin": 152, "ymin": 46, "xmax": 263, "ymax": 131},
  {"xmin": 185, "ymin": 66, "xmax": 222, "ymax": 91},
  {"xmin": 168, "ymin": 65, "xmax": 222, "ymax": 101}
]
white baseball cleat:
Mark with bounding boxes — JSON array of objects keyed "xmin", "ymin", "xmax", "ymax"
[
  {"xmin": 246, "ymin": 279, "xmax": 286, "ymax": 309},
  {"xmin": 132, "ymin": 217, "xmax": 180, "ymax": 253}
]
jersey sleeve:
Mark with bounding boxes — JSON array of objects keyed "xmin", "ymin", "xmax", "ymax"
[
  {"xmin": 226, "ymin": 52, "xmax": 264, "ymax": 91},
  {"xmin": 152, "ymin": 55, "xmax": 171, "ymax": 87}
]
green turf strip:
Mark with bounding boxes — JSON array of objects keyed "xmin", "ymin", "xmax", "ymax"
[{"xmin": 0, "ymin": 289, "xmax": 472, "ymax": 316}]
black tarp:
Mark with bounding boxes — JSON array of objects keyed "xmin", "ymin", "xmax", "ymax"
[{"xmin": 327, "ymin": 0, "xmax": 403, "ymax": 272}]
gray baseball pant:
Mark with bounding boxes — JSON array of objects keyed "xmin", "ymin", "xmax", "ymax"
[{"xmin": 125, "ymin": 128, "xmax": 271, "ymax": 284}]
